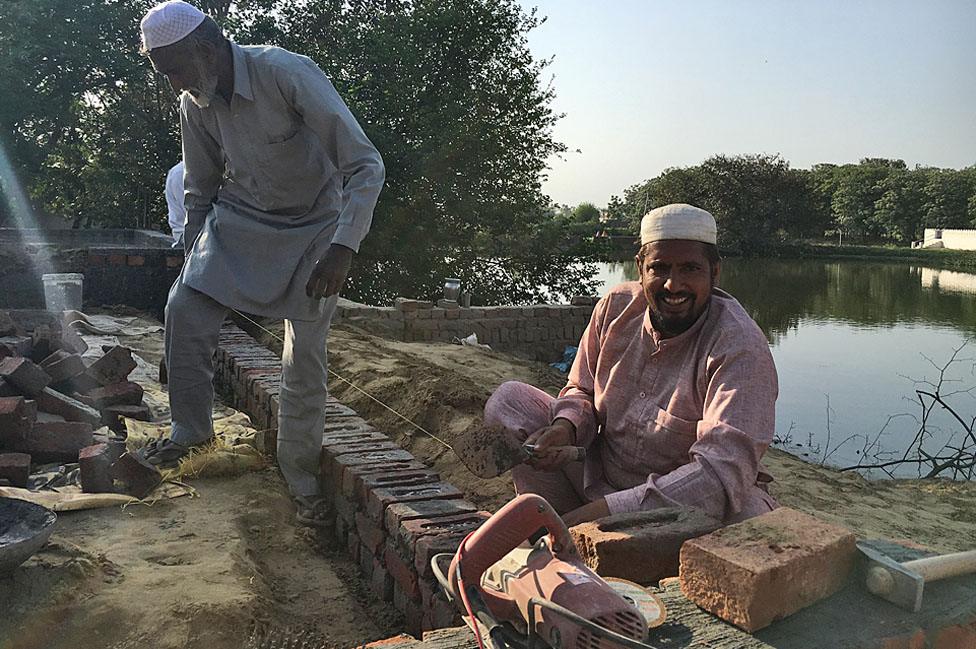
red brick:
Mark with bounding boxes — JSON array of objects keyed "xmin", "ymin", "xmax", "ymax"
[
  {"xmin": 393, "ymin": 580, "xmax": 423, "ymax": 638},
  {"xmin": 87, "ymin": 253, "xmax": 106, "ymax": 266},
  {"xmin": 29, "ymin": 326, "xmax": 60, "ymax": 364},
  {"xmin": 340, "ymin": 460, "xmax": 429, "ymax": 501},
  {"xmin": 0, "ymin": 336, "xmax": 32, "ymax": 358},
  {"xmin": 397, "ymin": 513, "xmax": 489, "ymax": 558},
  {"xmin": 9, "ymin": 420, "xmax": 94, "ymax": 463},
  {"xmin": 335, "ymin": 494, "xmax": 358, "ymax": 525},
  {"xmin": 0, "ymin": 396, "xmax": 34, "ymax": 445},
  {"xmin": 85, "ymin": 346, "xmax": 136, "ymax": 386},
  {"xmin": 39, "ymin": 350, "xmax": 87, "ymax": 384},
  {"xmin": 0, "ymin": 452, "xmax": 31, "ymax": 487},
  {"xmin": 107, "ymin": 254, "xmax": 126, "ymax": 265},
  {"xmin": 79, "ymin": 443, "xmax": 114, "ymax": 493},
  {"xmin": 324, "ymin": 449, "xmax": 416, "ymax": 492},
  {"xmin": 931, "ymin": 621, "xmax": 976, "ymax": 649},
  {"xmin": 570, "ymin": 507, "xmax": 721, "ymax": 585},
  {"xmin": 0, "ymin": 378, "xmax": 16, "ymax": 397},
  {"xmin": 101, "ymin": 404, "xmax": 152, "ymax": 432},
  {"xmin": 359, "ymin": 542, "xmax": 375, "ymax": 580},
  {"xmin": 414, "ymin": 533, "xmax": 471, "ymax": 579},
  {"xmin": 0, "ymin": 356, "xmax": 51, "ymax": 397},
  {"xmin": 325, "ymin": 440, "xmax": 400, "ymax": 458},
  {"xmin": 346, "ymin": 530, "xmax": 361, "ymax": 564},
  {"xmin": 364, "ymin": 634, "xmax": 420, "ymax": 649},
  {"xmin": 0, "ymin": 312, "xmax": 15, "ymax": 337},
  {"xmin": 322, "ymin": 418, "xmax": 374, "ymax": 434},
  {"xmin": 358, "ymin": 469, "xmax": 440, "ymax": 508},
  {"xmin": 356, "ymin": 511, "xmax": 387, "ymax": 556},
  {"xmin": 322, "ymin": 430, "xmax": 389, "ymax": 448},
  {"xmin": 385, "ymin": 499, "xmax": 478, "ymax": 535},
  {"xmin": 35, "ymin": 387, "xmax": 101, "ymax": 427},
  {"xmin": 386, "ymin": 542, "xmax": 420, "ymax": 600},
  {"xmin": 79, "ymin": 381, "xmax": 144, "ymax": 408},
  {"xmin": 126, "ymin": 255, "xmax": 145, "ymax": 266},
  {"xmin": 371, "ymin": 558, "xmax": 393, "ymax": 601},
  {"xmin": 679, "ymin": 507, "xmax": 856, "ymax": 632},
  {"xmin": 165, "ymin": 255, "xmax": 182, "ymax": 268},
  {"xmin": 366, "ymin": 482, "xmax": 463, "ymax": 521},
  {"xmin": 110, "ymin": 452, "xmax": 163, "ymax": 499}
]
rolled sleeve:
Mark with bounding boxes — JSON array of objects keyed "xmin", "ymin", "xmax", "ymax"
[{"xmin": 281, "ymin": 58, "xmax": 385, "ymax": 253}]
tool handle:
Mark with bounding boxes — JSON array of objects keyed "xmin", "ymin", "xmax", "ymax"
[{"xmin": 904, "ymin": 549, "xmax": 976, "ymax": 583}]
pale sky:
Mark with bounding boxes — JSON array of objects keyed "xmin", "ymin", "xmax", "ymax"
[{"xmin": 518, "ymin": 0, "xmax": 976, "ymax": 206}]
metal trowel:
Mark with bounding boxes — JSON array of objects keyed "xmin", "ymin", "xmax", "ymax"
[{"xmin": 453, "ymin": 424, "xmax": 586, "ymax": 478}]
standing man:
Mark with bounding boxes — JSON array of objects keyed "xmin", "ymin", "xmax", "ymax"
[
  {"xmin": 484, "ymin": 204, "xmax": 778, "ymax": 526},
  {"xmin": 139, "ymin": 1, "xmax": 385, "ymax": 526},
  {"xmin": 164, "ymin": 160, "xmax": 186, "ymax": 247}
]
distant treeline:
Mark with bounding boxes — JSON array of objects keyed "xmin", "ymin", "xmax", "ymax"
[{"xmin": 604, "ymin": 155, "xmax": 976, "ymax": 254}]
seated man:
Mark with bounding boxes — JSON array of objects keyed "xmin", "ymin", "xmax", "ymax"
[{"xmin": 484, "ymin": 203, "xmax": 778, "ymax": 526}]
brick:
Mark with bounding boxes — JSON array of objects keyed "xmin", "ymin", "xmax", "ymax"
[
  {"xmin": 371, "ymin": 558, "xmax": 393, "ymax": 601},
  {"xmin": 341, "ymin": 460, "xmax": 430, "ymax": 501},
  {"xmin": 87, "ymin": 253, "xmax": 106, "ymax": 267},
  {"xmin": 79, "ymin": 381, "xmax": 144, "ymax": 408},
  {"xmin": 0, "ymin": 395, "xmax": 34, "ymax": 444},
  {"xmin": 107, "ymin": 254, "xmax": 125, "ymax": 265},
  {"xmin": 324, "ymin": 440, "xmax": 400, "ymax": 458},
  {"xmin": 346, "ymin": 530, "xmax": 361, "ymax": 564},
  {"xmin": 414, "ymin": 533, "xmax": 471, "ymax": 579},
  {"xmin": 356, "ymin": 511, "xmax": 388, "ymax": 556},
  {"xmin": 393, "ymin": 580, "xmax": 424, "ymax": 638},
  {"xmin": 110, "ymin": 452, "xmax": 163, "ymax": 499},
  {"xmin": 385, "ymin": 541, "xmax": 420, "ymax": 599},
  {"xmin": 165, "ymin": 255, "xmax": 183, "ymax": 268},
  {"xmin": 101, "ymin": 404, "xmax": 152, "ymax": 432},
  {"xmin": 0, "ymin": 312, "xmax": 17, "ymax": 337},
  {"xmin": 0, "ymin": 357, "xmax": 51, "ymax": 397},
  {"xmin": 0, "ymin": 378, "xmax": 16, "ymax": 397},
  {"xmin": 357, "ymin": 469, "xmax": 440, "ymax": 509},
  {"xmin": 85, "ymin": 346, "xmax": 136, "ymax": 386},
  {"xmin": 34, "ymin": 387, "xmax": 101, "ymax": 427},
  {"xmin": 364, "ymin": 634, "xmax": 421, "ymax": 649},
  {"xmin": 570, "ymin": 507, "xmax": 721, "ymax": 585},
  {"xmin": 679, "ymin": 507, "xmax": 856, "ymax": 632},
  {"xmin": 931, "ymin": 621, "xmax": 976, "ymax": 649},
  {"xmin": 359, "ymin": 542, "xmax": 375, "ymax": 580},
  {"xmin": 324, "ymin": 449, "xmax": 416, "ymax": 492},
  {"xmin": 335, "ymin": 494, "xmax": 358, "ymax": 525},
  {"xmin": 367, "ymin": 482, "xmax": 463, "ymax": 521},
  {"xmin": 126, "ymin": 254, "xmax": 145, "ymax": 266},
  {"xmin": 0, "ymin": 452, "xmax": 31, "ymax": 487},
  {"xmin": 385, "ymin": 499, "xmax": 478, "ymax": 535},
  {"xmin": 39, "ymin": 350, "xmax": 87, "ymax": 384},
  {"xmin": 8, "ymin": 420, "xmax": 94, "ymax": 463},
  {"xmin": 0, "ymin": 336, "xmax": 32, "ymax": 358},
  {"xmin": 79, "ymin": 443, "xmax": 115, "ymax": 493},
  {"xmin": 397, "ymin": 512, "xmax": 489, "ymax": 557}
]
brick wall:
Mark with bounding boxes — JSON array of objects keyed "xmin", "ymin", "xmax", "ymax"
[
  {"xmin": 334, "ymin": 297, "xmax": 599, "ymax": 361},
  {"xmin": 215, "ymin": 323, "xmax": 485, "ymax": 636}
]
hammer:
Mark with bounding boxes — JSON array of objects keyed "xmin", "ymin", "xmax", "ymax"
[{"xmin": 857, "ymin": 542, "xmax": 976, "ymax": 612}]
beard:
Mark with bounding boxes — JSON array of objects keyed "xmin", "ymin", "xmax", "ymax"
[
  {"xmin": 185, "ymin": 61, "xmax": 218, "ymax": 108},
  {"xmin": 648, "ymin": 288, "xmax": 710, "ymax": 337}
]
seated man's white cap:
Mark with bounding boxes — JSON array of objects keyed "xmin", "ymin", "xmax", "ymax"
[
  {"xmin": 141, "ymin": 1, "xmax": 206, "ymax": 52},
  {"xmin": 640, "ymin": 203, "xmax": 717, "ymax": 246}
]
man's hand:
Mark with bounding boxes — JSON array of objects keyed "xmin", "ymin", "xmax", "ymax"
[
  {"xmin": 523, "ymin": 418, "xmax": 577, "ymax": 471},
  {"xmin": 562, "ymin": 498, "xmax": 610, "ymax": 527},
  {"xmin": 306, "ymin": 243, "xmax": 354, "ymax": 299}
]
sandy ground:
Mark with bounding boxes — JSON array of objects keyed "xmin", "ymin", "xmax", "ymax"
[{"xmin": 3, "ymin": 314, "xmax": 975, "ymax": 649}]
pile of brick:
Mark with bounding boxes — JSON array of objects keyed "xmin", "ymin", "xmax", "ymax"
[{"xmin": 0, "ymin": 309, "xmax": 160, "ymax": 498}]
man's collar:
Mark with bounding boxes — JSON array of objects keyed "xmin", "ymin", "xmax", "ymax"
[{"xmin": 230, "ymin": 42, "xmax": 254, "ymax": 101}]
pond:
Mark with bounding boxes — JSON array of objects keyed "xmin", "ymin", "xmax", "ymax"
[{"xmin": 593, "ymin": 258, "xmax": 976, "ymax": 478}]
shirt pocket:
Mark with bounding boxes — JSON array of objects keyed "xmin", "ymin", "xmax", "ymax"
[
  {"xmin": 254, "ymin": 128, "xmax": 327, "ymax": 214},
  {"xmin": 638, "ymin": 405, "xmax": 700, "ymax": 470}
]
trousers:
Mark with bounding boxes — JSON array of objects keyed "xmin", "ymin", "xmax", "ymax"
[{"xmin": 165, "ymin": 279, "xmax": 337, "ymax": 500}]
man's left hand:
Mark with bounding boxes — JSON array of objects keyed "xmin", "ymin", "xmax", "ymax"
[
  {"xmin": 561, "ymin": 498, "xmax": 610, "ymax": 527},
  {"xmin": 306, "ymin": 244, "xmax": 354, "ymax": 299}
]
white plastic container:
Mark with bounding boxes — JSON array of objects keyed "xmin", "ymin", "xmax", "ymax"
[{"xmin": 41, "ymin": 273, "xmax": 84, "ymax": 312}]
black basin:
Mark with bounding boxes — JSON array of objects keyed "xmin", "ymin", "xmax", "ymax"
[{"xmin": 0, "ymin": 497, "xmax": 57, "ymax": 574}]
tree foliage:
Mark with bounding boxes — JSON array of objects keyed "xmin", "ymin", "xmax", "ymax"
[
  {"xmin": 607, "ymin": 155, "xmax": 976, "ymax": 253},
  {"xmin": 0, "ymin": 0, "xmax": 599, "ymax": 304}
]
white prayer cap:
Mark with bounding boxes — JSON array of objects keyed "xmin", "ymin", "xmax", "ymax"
[
  {"xmin": 140, "ymin": 1, "xmax": 206, "ymax": 52},
  {"xmin": 640, "ymin": 203, "xmax": 717, "ymax": 246}
]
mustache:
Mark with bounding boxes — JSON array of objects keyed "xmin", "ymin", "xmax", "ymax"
[{"xmin": 655, "ymin": 290, "xmax": 694, "ymax": 301}]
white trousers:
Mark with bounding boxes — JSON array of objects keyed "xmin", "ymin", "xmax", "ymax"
[{"xmin": 165, "ymin": 279, "xmax": 336, "ymax": 500}]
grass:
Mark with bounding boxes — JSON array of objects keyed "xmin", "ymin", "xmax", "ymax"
[{"xmin": 767, "ymin": 242, "xmax": 976, "ymax": 273}]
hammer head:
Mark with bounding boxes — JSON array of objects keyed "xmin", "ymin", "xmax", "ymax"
[{"xmin": 857, "ymin": 542, "xmax": 924, "ymax": 612}]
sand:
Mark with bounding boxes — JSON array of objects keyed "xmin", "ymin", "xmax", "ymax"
[{"xmin": 2, "ymin": 316, "xmax": 974, "ymax": 649}]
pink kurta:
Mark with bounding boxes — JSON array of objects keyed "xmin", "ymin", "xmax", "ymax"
[{"xmin": 486, "ymin": 281, "xmax": 778, "ymax": 524}]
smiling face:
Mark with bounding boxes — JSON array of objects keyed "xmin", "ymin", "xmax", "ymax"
[
  {"xmin": 148, "ymin": 40, "xmax": 218, "ymax": 108},
  {"xmin": 637, "ymin": 239, "xmax": 720, "ymax": 338}
]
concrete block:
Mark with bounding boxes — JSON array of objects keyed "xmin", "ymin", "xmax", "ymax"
[
  {"xmin": 39, "ymin": 350, "xmax": 87, "ymax": 384},
  {"xmin": 0, "ymin": 452, "xmax": 31, "ymax": 487},
  {"xmin": 35, "ymin": 387, "xmax": 102, "ymax": 427},
  {"xmin": 9, "ymin": 420, "xmax": 94, "ymax": 463},
  {"xmin": 79, "ymin": 443, "xmax": 115, "ymax": 493},
  {"xmin": 366, "ymin": 482, "xmax": 463, "ymax": 521},
  {"xmin": 79, "ymin": 381, "xmax": 144, "ymax": 408},
  {"xmin": 0, "ymin": 356, "xmax": 51, "ymax": 397},
  {"xmin": 385, "ymin": 499, "xmax": 478, "ymax": 535},
  {"xmin": 85, "ymin": 345, "xmax": 137, "ymax": 385},
  {"xmin": 570, "ymin": 507, "xmax": 722, "ymax": 585},
  {"xmin": 110, "ymin": 451, "xmax": 163, "ymax": 499},
  {"xmin": 679, "ymin": 507, "xmax": 857, "ymax": 632}
]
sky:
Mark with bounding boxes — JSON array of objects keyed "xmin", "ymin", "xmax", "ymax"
[{"xmin": 516, "ymin": 0, "xmax": 976, "ymax": 207}]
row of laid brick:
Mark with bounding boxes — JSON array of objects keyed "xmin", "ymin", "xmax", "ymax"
[{"xmin": 215, "ymin": 323, "xmax": 483, "ymax": 636}]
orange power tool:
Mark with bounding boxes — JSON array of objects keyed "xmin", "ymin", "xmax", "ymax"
[{"xmin": 432, "ymin": 493, "xmax": 664, "ymax": 649}]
